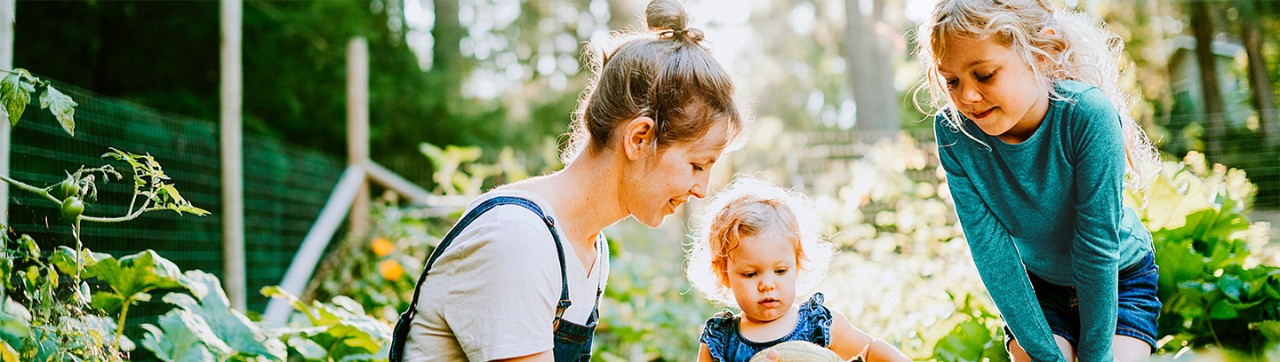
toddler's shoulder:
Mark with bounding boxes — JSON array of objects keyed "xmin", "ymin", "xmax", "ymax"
[
  {"xmin": 701, "ymin": 310, "xmax": 740, "ymax": 361},
  {"xmin": 704, "ymin": 310, "xmax": 739, "ymax": 332},
  {"xmin": 799, "ymin": 293, "xmax": 834, "ymax": 346}
]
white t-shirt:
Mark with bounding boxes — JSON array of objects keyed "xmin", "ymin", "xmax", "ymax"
[{"xmin": 404, "ymin": 189, "xmax": 609, "ymax": 361}]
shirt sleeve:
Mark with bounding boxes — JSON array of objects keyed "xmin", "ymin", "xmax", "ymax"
[
  {"xmin": 440, "ymin": 210, "xmax": 562, "ymax": 361},
  {"xmin": 934, "ymin": 120, "xmax": 1066, "ymax": 362},
  {"xmin": 1066, "ymin": 90, "xmax": 1125, "ymax": 361}
]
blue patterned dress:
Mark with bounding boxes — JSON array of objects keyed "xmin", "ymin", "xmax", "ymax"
[{"xmin": 700, "ymin": 293, "xmax": 834, "ymax": 362}]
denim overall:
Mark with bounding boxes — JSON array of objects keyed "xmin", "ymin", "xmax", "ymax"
[{"xmin": 388, "ymin": 196, "xmax": 602, "ymax": 362}]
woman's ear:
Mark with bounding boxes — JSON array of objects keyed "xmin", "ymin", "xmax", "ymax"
[{"xmin": 622, "ymin": 116, "xmax": 656, "ymax": 161}]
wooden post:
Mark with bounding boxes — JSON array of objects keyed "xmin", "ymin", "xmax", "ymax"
[
  {"xmin": 348, "ymin": 37, "xmax": 370, "ymax": 238},
  {"xmin": 220, "ymin": 0, "xmax": 246, "ymax": 311},
  {"xmin": 1, "ymin": 0, "xmax": 14, "ymax": 226}
]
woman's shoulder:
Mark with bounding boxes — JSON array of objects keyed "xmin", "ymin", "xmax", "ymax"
[
  {"xmin": 465, "ymin": 190, "xmax": 557, "ymax": 227},
  {"xmin": 442, "ymin": 190, "xmax": 562, "ymax": 261}
]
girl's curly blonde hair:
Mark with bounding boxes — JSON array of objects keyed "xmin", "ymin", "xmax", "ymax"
[{"xmin": 686, "ymin": 177, "xmax": 834, "ymax": 306}]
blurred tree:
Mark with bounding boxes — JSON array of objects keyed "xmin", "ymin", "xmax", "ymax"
[
  {"xmin": 1236, "ymin": 0, "xmax": 1277, "ymax": 142},
  {"xmin": 1188, "ymin": 0, "xmax": 1226, "ymax": 157},
  {"xmin": 13, "ymin": 1, "xmax": 220, "ymax": 120},
  {"xmin": 843, "ymin": 0, "xmax": 899, "ymax": 142},
  {"xmin": 12, "ymin": 0, "xmax": 609, "ymax": 188}
]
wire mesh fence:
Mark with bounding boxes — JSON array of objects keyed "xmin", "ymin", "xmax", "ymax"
[{"xmin": 6, "ymin": 79, "xmax": 345, "ymax": 314}]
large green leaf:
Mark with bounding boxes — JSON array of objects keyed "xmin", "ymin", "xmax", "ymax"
[
  {"xmin": 38, "ymin": 85, "xmax": 77, "ymax": 136},
  {"xmin": 286, "ymin": 336, "xmax": 326, "ymax": 360},
  {"xmin": 141, "ymin": 310, "xmax": 232, "ymax": 362},
  {"xmin": 49, "ymin": 246, "xmax": 111, "ymax": 276},
  {"xmin": 0, "ymin": 340, "xmax": 18, "ymax": 362},
  {"xmin": 0, "ymin": 71, "xmax": 34, "ymax": 127},
  {"xmin": 164, "ymin": 271, "xmax": 285, "ymax": 360},
  {"xmin": 0, "ymin": 298, "xmax": 30, "ymax": 352},
  {"xmin": 1156, "ymin": 238, "xmax": 1207, "ymax": 302},
  {"xmin": 84, "ymin": 250, "xmax": 187, "ymax": 311},
  {"xmin": 89, "ymin": 291, "xmax": 126, "ymax": 314},
  {"xmin": 263, "ymin": 287, "xmax": 390, "ymax": 358},
  {"xmin": 1255, "ymin": 320, "xmax": 1280, "ymax": 343}
]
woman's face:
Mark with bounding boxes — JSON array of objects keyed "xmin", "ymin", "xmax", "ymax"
[
  {"xmin": 623, "ymin": 121, "xmax": 730, "ymax": 227},
  {"xmin": 725, "ymin": 229, "xmax": 798, "ymax": 324}
]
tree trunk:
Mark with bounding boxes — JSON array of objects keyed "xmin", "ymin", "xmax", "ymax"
[
  {"xmin": 431, "ymin": 0, "xmax": 461, "ymax": 76},
  {"xmin": 843, "ymin": 0, "xmax": 898, "ymax": 142},
  {"xmin": 1237, "ymin": 0, "xmax": 1278, "ymax": 143},
  {"xmin": 607, "ymin": 0, "xmax": 640, "ymax": 30},
  {"xmin": 1189, "ymin": 0, "xmax": 1226, "ymax": 157}
]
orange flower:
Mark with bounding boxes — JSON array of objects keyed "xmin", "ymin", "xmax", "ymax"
[
  {"xmin": 371, "ymin": 237, "xmax": 394, "ymax": 257},
  {"xmin": 379, "ymin": 259, "xmax": 404, "ymax": 280}
]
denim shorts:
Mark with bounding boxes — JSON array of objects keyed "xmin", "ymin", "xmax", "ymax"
[{"xmin": 1003, "ymin": 251, "xmax": 1162, "ymax": 351}]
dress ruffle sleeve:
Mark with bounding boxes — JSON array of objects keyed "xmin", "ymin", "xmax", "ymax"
[
  {"xmin": 701, "ymin": 310, "xmax": 738, "ymax": 362},
  {"xmin": 799, "ymin": 293, "xmax": 833, "ymax": 347}
]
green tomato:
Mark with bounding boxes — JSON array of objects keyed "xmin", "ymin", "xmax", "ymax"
[
  {"xmin": 61, "ymin": 196, "xmax": 84, "ymax": 219},
  {"xmin": 60, "ymin": 179, "xmax": 82, "ymax": 197}
]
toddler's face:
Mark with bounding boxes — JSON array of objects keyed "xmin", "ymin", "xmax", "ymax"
[{"xmin": 725, "ymin": 229, "xmax": 798, "ymax": 324}]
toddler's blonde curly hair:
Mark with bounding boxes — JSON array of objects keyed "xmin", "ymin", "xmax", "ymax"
[{"xmin": 686, "ymin": 177, "xmax": 834, "ymax": 306}]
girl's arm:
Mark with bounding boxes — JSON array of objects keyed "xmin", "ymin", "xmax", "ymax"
[
  {"xmin": 934, "ymin": 121, "xmax": 1065, "ymax": 362},
  {"xmin": 826, "ymin": 311, "xmax": 910, "ymax": 362},
  {"xmin": 698, "ymin": 343, "xmax": 714, "ymax": 362},
  {"xmin": 1065, "ymin": 89, "xmax": 1127, "ymax": 361}
]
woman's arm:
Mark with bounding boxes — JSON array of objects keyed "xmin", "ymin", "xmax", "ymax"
[
  {"xmin": 493, "ymin": 351, "xmax": 555, "ymax": 362},
  {"xmin": 826, "ymin": 311, "xmax": 909, "ymax": 362}
]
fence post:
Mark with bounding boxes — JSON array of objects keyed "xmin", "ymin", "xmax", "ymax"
[
  {"xmin": 1, "ymin": 0, "xmax": 14, "ymax": 226},
  {"xmin": 348, "ymin": 37, "xmax": 370, "ymax": 238},
  {"xmin": 220, "ymin": 0, "xmax": 246, "ymax": 312}
]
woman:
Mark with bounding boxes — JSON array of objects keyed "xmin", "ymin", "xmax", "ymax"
[{"xmin": 389, "ymin": 0, "xmax": 746, "ymax": 360}]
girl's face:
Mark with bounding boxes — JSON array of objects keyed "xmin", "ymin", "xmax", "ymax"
[
  {"xmin": 622, "ymin": 121, "xmax": 729, "ymax": 227},
  {"xmin": 725, "ymin": 229, "xmax": 798, "ymax": 324},
  {"xmin": 937, "ymin": 34, "xmax": 1051, "ymax": 144}
]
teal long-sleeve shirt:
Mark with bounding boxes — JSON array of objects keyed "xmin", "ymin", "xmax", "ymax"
[{"xmin": 934, "ymin": 80, "xmax": 1154, "ymax": 362}]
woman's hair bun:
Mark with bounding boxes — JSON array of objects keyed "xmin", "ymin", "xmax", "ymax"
[{"xmin": 645, "ymin": 0, "xmax": 703, "ymax": 43}]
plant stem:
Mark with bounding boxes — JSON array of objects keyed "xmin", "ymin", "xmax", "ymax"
[
  {"xmin": 0, "ymin": 175, "xmax": 59, "ymax": 204},
  {"xmin": 115, "ymin": 296, "xmax": 131, "ymax": 349},
  {"xmin": 79, "ymin": 207, "xmax": 163, "ymax": 223},
  {"xmin": 73, "ymin": 218, "xmax": 83, "ymax": 280},
  {"xmin": 0, "ymin": 232, "xmax": 7, "ymax": 304}
]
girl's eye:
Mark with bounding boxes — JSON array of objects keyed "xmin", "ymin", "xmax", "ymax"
[
  {"xmin": 976, "ymin": 71, "xmax": 996, "ymax": 82},
  {"xmin": 692, "ymin": 163, "xmax": 705, "ymax": 172},
  {"xmin": 741, "ymin": 271, "xmax": 757, "ymax": 278},
  {"xmin": 945, "ymin": 78, "xmax": 958, "ymax": 90},
  {"xmin": 774, "ymin": 268, "xmax": 788, "ymax": 275}
]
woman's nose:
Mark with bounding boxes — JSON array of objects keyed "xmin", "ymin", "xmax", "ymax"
[{"xmin": 690, "ymin": 173, "xmax": 709, "ymax": 199}]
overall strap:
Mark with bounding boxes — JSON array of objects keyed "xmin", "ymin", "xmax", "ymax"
[{"xmin": 405, "ymin": 196, "xmax": 573, "ymax": 322}]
